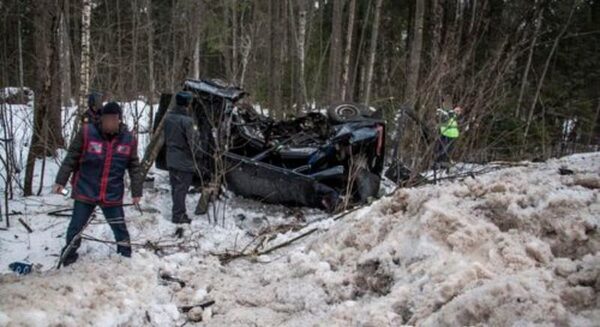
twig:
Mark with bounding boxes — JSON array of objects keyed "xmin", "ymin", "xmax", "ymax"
[
  {"xmin": 258, "ymin": 227, "xmax": 318, "ymax": 256},
  {"xmin": 215, "ymin": 204, "xmax": 365, "ymax": 264},
  {"xmin": 18, "ymin": 218, "xmax": 33, "ymax": 233},
  {"xmin": 179, "ymin": 300, "xmax": 216, "ymax": 313},
  {"xmin": 217, "ymin": 227, "xmax": 319, "ymax": 264},
  {"xmin": 159, "ymin": 272, "xmax": 186, "ymax": 287}
]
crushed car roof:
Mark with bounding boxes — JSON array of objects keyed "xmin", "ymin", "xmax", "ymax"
[{"xmin": 183, "ymin": 79, "xmax": 247, "ymax": 102}]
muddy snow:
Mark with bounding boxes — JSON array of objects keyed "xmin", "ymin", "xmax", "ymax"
[{"xmin": 1, "ymin": 152, "xmax": 599, "ymax": 326}]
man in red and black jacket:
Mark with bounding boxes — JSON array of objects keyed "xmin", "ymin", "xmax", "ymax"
[{"xmin": 53, "ymin": 102, "xmax": 143, "ymax": 266}]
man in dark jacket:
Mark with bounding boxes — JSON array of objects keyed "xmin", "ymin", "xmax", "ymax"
[
  {"xmin": 163, "ymin": 92, "xmax": 204, "ymax": 224},
  {"xmin": 53, "ymin": 102, "xmax": 144, "ymax": 266},
  {"xmin": 83, "ymin": 92, "xmax": 103, "ymax": 124}
]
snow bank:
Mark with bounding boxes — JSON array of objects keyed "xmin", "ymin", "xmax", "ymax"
[
  {"xmin": 303, "ymin": 152, "xmax": 599, "ymax": 326},
  {"xmin": 0, "ymin": 152, "xmax": 598, "ymax": 326}
]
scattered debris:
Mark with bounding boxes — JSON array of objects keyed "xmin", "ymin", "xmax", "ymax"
[
  {"xmin": 8, "ymin": 261, "xmax": 33, "ymax": 275},
  {"xmin": 179, "ymin": 300, "xmax": 215, "ymax": 313},
  {"xmin": 159, "ymin": 272, "xmax": 186, "ymax": 288},
  {"xmin": 558, "ymin": 167, "xmax": 575, "ymax": 175}
]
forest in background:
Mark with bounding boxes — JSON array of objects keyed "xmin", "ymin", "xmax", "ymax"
[{"xmin": 0, "ymin": 0, "xmax": 599, "ymax": 194}]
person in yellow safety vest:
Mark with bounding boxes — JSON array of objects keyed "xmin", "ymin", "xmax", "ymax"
[{"xmin": 435, "ymin": 105, "xmax": 463, "ymax": 166}]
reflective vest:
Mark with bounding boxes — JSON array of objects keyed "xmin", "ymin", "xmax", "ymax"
[
  {"xmin": 71, "ymin": 123, "xmax": 136, "ymax": 206},
  {"xmin": 440, "ymin": 114, "xmax": 460, "ymax": 139}
]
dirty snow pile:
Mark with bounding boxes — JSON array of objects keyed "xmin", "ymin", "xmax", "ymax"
[{"xmin": 0, "ymin": 152, "xmax": 599, "ymax": 326}]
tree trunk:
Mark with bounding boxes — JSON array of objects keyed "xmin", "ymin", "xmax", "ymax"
[
  {"xmin": 341, "ymin": 0, "xmax": 356, "ymax": 101},
  {"xmin": 291, "ymin": 0, "xmax": 308, "ymax": 110},
  {"xmin": 515, "ymin": 7, "xmax": 543, "ymax": 118},
  {"xmin": 268, "ymin": 0, "xmax": 283, "ymax": 117},
  {"xmin": 193, "ymin": 27, "xmax": 201, "ymax": 80},
  {"xmin": 59, "ymin": 13, "xmax": 72, "ymax": 108},
  {"xmin": 351, "ymin": 1, "xmax": 372, "ymax": 103},
  {"xmin": 524, "ymin": 1, "xmax": 575, "ymax": 139},
  {"xmin": 267, "ymin": 0, "xmax": 275, "ymax": 112},
  {"xmin": 388, "ymin": 0, "xmax": 425, "ymax": 162},
  {"xmin": 17, "ymin": 9, "xmax": 25, "ymax": 104},
  {"xmin": 327, "ymin": 0, "xmax": 344, "ymax": 102},
  {"xmin": 71, "ymin": 0, "xmax": 91, "ymax": 140},
  {"xmin": 231, "ymin": 0, "xmax": 239, "ymax": 83},
  {"xmin": 588, "ymin": 97, "xmax": 600, "ymax": 146},
  {"xmin": 140, "ymin": 96, "xmax": 176, "ymax": 179},
  {"xmin": 430, "ymin": 0, "xmax": 443, "ymax": 63},
  {"xmin": 363, "ymin": 0, "xmax": 383, "ymax": 106},
  {"xmin": 145, "ymin": 0, "xmax": 156, "ymax": 132},
  {"xmin": 131, "ymin": 0, "xmax": 140, "ymax": 133},
  {"xmin": 24, "ymin": 0, "xmax": 63, "ymax": 196},
  {"xmin": 405, "ymin": 0, "xmax": 425, "ymax": 108}
]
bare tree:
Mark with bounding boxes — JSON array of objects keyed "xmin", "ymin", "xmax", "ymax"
[
  {"xmin": 524, "ymin": 1, "xmax": 576, "ymax": 139},
  {"xmin": 405, "ymin": 0, "xmax": 425, "ymax": 108},
  {"xmin": 71, "ymin": 0, "xmax": 91, "ymax": 140},
  {"xmin": 363, "ymin": 0, "xmax": 383, "ymax": 106},
  {"xmin": 24, "ymin": 0, "xmax": 64, "ymax": 195},
  {"xmin": 327, "ymin": 0, "xmax": 344, "ymax": 102},
  {"xmin": 145, "ymin": 0, "xmax": 156, "ymax": 130},
  {"xmin": 340, "ymin": 0, "xmax": 356, "ymax": 101},
  {"xmin": 516, "ymin": 6, "xmax": 543, "ymax": 117}
]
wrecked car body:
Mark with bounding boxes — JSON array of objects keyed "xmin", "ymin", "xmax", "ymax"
[{"xmin": 154, "ymin": 79, "xmax": 386, "ymax": 211}]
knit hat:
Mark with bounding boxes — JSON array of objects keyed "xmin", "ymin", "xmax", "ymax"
[
  {"xmin": 87, "ymin": 92, "xmax": 103, "ymax": 109},
  {"xmin": 175, "ymin": 91, "xmax": 193, "ymax": 106},
  {"xmin": 101, "ymin": 102, "xmax": 122, "ymax": 117}
]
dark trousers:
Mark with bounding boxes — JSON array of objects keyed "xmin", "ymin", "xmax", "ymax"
[
  {"xmin": 169, "ymin": 169, "xmax": 194, "ymax": 222},
  {"xmin": 64, "ymin": 200, "xmax": 131, "ymax": 259},
  {"xmin": 435, "ymin": 135, "xmax": 456, "ymax": 166}
]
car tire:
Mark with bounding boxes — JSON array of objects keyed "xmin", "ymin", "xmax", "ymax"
[{"xmin": 327, "ymin": 102, "xmax": 372, "ymax": 123}]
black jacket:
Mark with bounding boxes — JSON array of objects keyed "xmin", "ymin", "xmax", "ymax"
[
  {"xmin": 55, "ymin": 123, "xmax": 144, "ymax": 199},
  {"xmin": 83, "ymin": 108, "xmax": 101, "ymax": 124},
  {"xmin": 163, "ymin": 105, "xmax": 204, "ymax": 173}
]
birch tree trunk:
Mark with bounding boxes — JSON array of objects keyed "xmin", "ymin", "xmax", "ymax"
[
  {"xmin": 77, "ymin": 0, "xmax": 91, "ymax": 122},
  {"xmin": 291, "ymin": 0, "xmax": 308, "ymax": 109},
  {"xmin": 145, "ymin": 0, "xmax": 156, "ymax": 132}
]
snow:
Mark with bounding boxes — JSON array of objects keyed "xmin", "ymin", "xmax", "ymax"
[
  {"xmin": 0, "ymin": 151, "xmax": 597, "ymax": 326},
  {"xmin": 1, "ymin": 100, "xmax": 599, "ymax": 326}
]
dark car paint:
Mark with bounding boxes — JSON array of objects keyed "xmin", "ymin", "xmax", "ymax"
[{"xmin": 154, "ymin": 79, "xmax": 385, "ymax": 210}]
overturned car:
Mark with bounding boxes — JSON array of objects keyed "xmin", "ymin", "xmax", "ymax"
[{"xmin": 153, "ymin": 79, "xmax": 386, "ymax": 211}]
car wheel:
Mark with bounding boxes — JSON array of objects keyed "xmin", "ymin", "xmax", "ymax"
[{"xmin": 327, "ymin": 103, "xmax": 372, "ymax": 123}]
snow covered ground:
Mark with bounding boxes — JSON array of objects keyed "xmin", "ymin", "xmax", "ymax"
[{"xmin": 0, "ymin": 150, "xmax": 598, "ymax": 326}]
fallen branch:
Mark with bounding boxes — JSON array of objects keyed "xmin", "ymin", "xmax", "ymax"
[
  {"xmin": 216, "ymin": 227, "xmax": 319, "ymax": 264},
  {"xmin": 179, "ymin": 300, "xmax": 216, "ymax": 313},
  {"xmin": 258, "ymin": 227, "xmax": 318, "ymax": 256},
  {"xmin": 215, "ymin": 204, "xmax": 365, "ymax": 264},
  {"xmin": 18, "ymin": 218, "xmax": 33, "ymax": 233},
  {"xmin": 159, "ymin": 272, "xmax": 186, "ymax": 287},
  {"xmin": 80, "ymin": 234, "xmax": 188, "ymax": 251},
  {"xmin": 48, "ymin": 203, "xmax": 145, "ymax": 217},
  {"xmin": 333, "ymin": 206, "xmax": 363, "ymax": 221}
]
